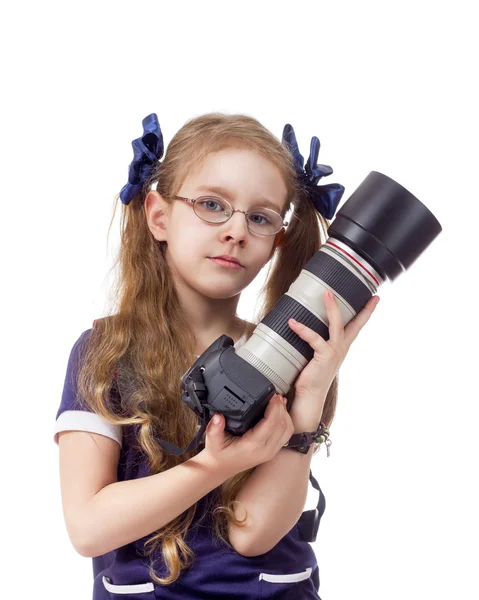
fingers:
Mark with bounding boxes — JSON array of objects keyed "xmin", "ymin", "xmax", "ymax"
[
  {"xmin": 344, "ymin": 295, "xmax": 380, "ymax": 346},
  {"xmin": 323, "ymin": 290, "xmax": 345, "ymax": 343},
  {"xmin": 206, "ymin": 395, "xmax": 293, "ymax": 466},
  {"xmin": 247, "ymin": 394, "xmax": 292, "ymax": 449},
  {"xmin": 205, "ymin": 412, "xmax": 224, "ymax": 440},
  {"xmin": 288, "ymin": 290, "xmax": 345, "ymax": 349},
  {"xmin": 263, "ymin": 395, "xmax": 294, "ymax": 448},
  {"xmin": 288, "ymin": 317, "xmax": 329, "ymax": 354},
  {"xmin": 289, "ymin": 290, "xmax": 380, "ymax": 349}
]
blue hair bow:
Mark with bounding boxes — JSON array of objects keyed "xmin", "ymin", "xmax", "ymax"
[
  {"xmin": 119, "ymin": 113, "xmax": 164, "ymax": 205},
  {"xmin": 282, "ymin": 124, "xmax": 345, "ymax": 219}
]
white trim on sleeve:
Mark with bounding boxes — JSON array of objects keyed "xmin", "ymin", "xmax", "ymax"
[
  {"xmin": 56, "ymin": 334, "xmax": 245, "ymax": 448},
  {"xmin": 54, "ymin": 410, "xmax": 122, "ymax": 447}
]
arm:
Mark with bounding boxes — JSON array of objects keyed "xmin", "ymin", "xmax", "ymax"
[
  {"xmin": 227, "ymin": 391, "xmax": 325, "ymax": 557},
  {"xmin": 58, "ymin": 430, "xmax": 231, "ymax": 558},
  {"xmin": 229, "ymin": 291, "xmax": 377, "ymax": 557}
]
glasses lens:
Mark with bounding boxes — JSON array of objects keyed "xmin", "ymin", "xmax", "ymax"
[
  {"xmin": 247, "ymin": 208, "xmax": 283, "ymax": 235},
  {"xmin": 194, "ymin": 196, "xmax": 231, "ymax": 223},
  {"xmin": 194, "ymin": 196, "xmax": 282, "ymax": 235}
]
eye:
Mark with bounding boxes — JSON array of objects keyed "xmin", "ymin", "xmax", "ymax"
[
  {"xmin": 248, "ymin": 212, "xmax": 273, "ymax": 225},
  {"xmin": 197, "ymin": 197, "xmax": 226, "ymax": 212}
]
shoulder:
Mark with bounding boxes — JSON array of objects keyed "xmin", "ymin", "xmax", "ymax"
[
  {"xmin": 58, "ymin": 328, "xmax": 94, "ymax": 412},
  {"xmin": 66, "ymin": 316, "xmax": 121, "ymax": 382},
  {"xmin": 68, "ymin": 328, "xmax": 94, "ymax": 363},
  {"xmin": 54, "ymin": 324, "xmax": 123, "ymax": 446},
  {"xmin": 70, "ymin": 316, "xmax": 115, "ymax": 356},
  {"xmin": 92, "ymin": 315, "xmax": 116, "ymax": 333}
]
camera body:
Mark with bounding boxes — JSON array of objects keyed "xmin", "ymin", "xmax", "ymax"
[{"xmin": 181, "ymin": 334, "xmax": 276, "ymax": 435}]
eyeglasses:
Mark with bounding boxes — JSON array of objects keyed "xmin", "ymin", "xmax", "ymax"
[{"xmin": 173, "ymin": 195, "xmax": 288, "ymax": 236}]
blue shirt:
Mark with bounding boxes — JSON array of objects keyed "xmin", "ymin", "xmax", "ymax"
[{"xmin": 54, "ymin": 329, "xmax": 324, "ymax": 599}]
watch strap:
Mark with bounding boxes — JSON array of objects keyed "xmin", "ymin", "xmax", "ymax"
[{"xmin": 283, "ymin": 422, "xmax": 331, "ymax": 455}]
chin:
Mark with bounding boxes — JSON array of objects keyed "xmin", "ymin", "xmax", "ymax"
[{"xmin": 204, "ymin": 286, "xmax": 244, "ymax": 300}]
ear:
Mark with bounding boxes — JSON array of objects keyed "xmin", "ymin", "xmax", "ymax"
[{"xmin": 145, "ymin": 191, "xmax": 170, "ymax": 242}]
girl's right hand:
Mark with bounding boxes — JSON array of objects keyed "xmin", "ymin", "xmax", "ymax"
[{"xmin": 200, "ymin": 394, "xmax": 295, "ymax": 478}]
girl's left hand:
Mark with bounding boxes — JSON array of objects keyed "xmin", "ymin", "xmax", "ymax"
[{"xmin": 288, "ymin": 290, "xmax": 380, "ymax": 401}]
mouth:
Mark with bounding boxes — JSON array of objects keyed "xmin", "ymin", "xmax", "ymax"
[{"xmin": 208, "ymin": 257, "xmax": 245, "ymax": 269}]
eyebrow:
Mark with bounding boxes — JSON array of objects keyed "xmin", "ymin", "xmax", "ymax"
[{"xmin": 196, "ymin": 185, "xmax": 283, "ymax": 214}]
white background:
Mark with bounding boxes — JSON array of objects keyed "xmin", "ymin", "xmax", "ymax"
[{"xmin": 1, "ymin": 1, "xmax": 477, "ymax": 598}]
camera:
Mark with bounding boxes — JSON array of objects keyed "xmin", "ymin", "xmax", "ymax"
[{"xmin": 181, "ymin": 171, "xmax": 442, "ymax": 435}]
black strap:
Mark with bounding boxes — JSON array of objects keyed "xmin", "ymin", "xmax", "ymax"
[
  {"xmin": 283, "ymin": 422, "xmax": 329, "ymax": 454},
  {"xmin": 297, "ymin": 469, "xmax": 326, "ymax": 543},
  {"xmin": 155, "ymin": 420, "xmax": 209, "ymax": 455}
]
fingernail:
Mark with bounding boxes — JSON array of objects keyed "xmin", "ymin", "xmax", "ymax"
[
  {"xmin": 213, "ymin": 415, "xmax": 220, "ymax": 424},
  {"xmin": 290, "ymin": 318, "xmax": 297, "ymax": 324}
]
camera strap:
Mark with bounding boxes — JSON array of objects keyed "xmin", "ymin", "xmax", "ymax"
[
  {"xmin": 298, "ymin": 469, "xmax": 325, "ymax": 543},
  {"xmin": 155, "ymin": 421, "xmax": 209, "ymax": 455}
]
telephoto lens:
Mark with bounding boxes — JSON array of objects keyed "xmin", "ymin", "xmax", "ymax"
[{"xmin": 236, "ymin": 171, "xmax": 442, "ymax": 395}]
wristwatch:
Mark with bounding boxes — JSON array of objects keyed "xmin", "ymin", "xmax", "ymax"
[{"xmin": 283, "ymin": 422, "xmax": 331, "ymax": 455}]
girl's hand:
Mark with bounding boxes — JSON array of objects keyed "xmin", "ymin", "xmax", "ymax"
[
  {"xmin": 288, "ymin": 290, "xmax": 380, "ymax": 405},
  {"xmin": 201, "ymin": 393, "xmax": 294, "ymax": 478}
]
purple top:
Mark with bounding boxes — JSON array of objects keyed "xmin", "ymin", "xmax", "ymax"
[{"xmin": 54, "ymin": 329, "xmax": 323, "ymax": 599}]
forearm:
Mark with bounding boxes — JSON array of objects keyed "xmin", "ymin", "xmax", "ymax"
[
  {"xmin": 77, "ymin": 452, "xmax": 229, "ymax": 557},
  {"xmin": 229, "ymin": 393, "xmax": 324, "ymax": 557},
  {"xmin": 229, "ymin": 445, "xmax": 313, "ymax": 556}
]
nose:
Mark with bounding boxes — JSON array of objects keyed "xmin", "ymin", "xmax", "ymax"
[{"xmin": 219, "ymin": 210, "xmax": 249, "ymax": 243}]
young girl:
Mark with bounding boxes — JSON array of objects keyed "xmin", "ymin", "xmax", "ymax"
[{"xmin": 54, "ymin": 113, "xmax": 379, "ymax": 599}]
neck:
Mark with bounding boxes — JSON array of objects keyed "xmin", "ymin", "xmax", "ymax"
[{"xmin": 174, "ymin": 280, "xmax": 248, "ymax": 356}]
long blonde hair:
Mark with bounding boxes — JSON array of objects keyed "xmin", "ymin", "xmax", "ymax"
[{"xmin": 77, "ymin": 113, "xmax": 338, "ymax": 585}]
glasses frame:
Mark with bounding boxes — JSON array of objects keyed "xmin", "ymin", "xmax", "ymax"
[{"xmin": 173, "ymin": 195, "xmax": 289, "ymax": 236}]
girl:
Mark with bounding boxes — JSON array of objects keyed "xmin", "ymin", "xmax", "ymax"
[{"xmin": 54, "ymin": 113, "xmax": 379, "ymax": 599}]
